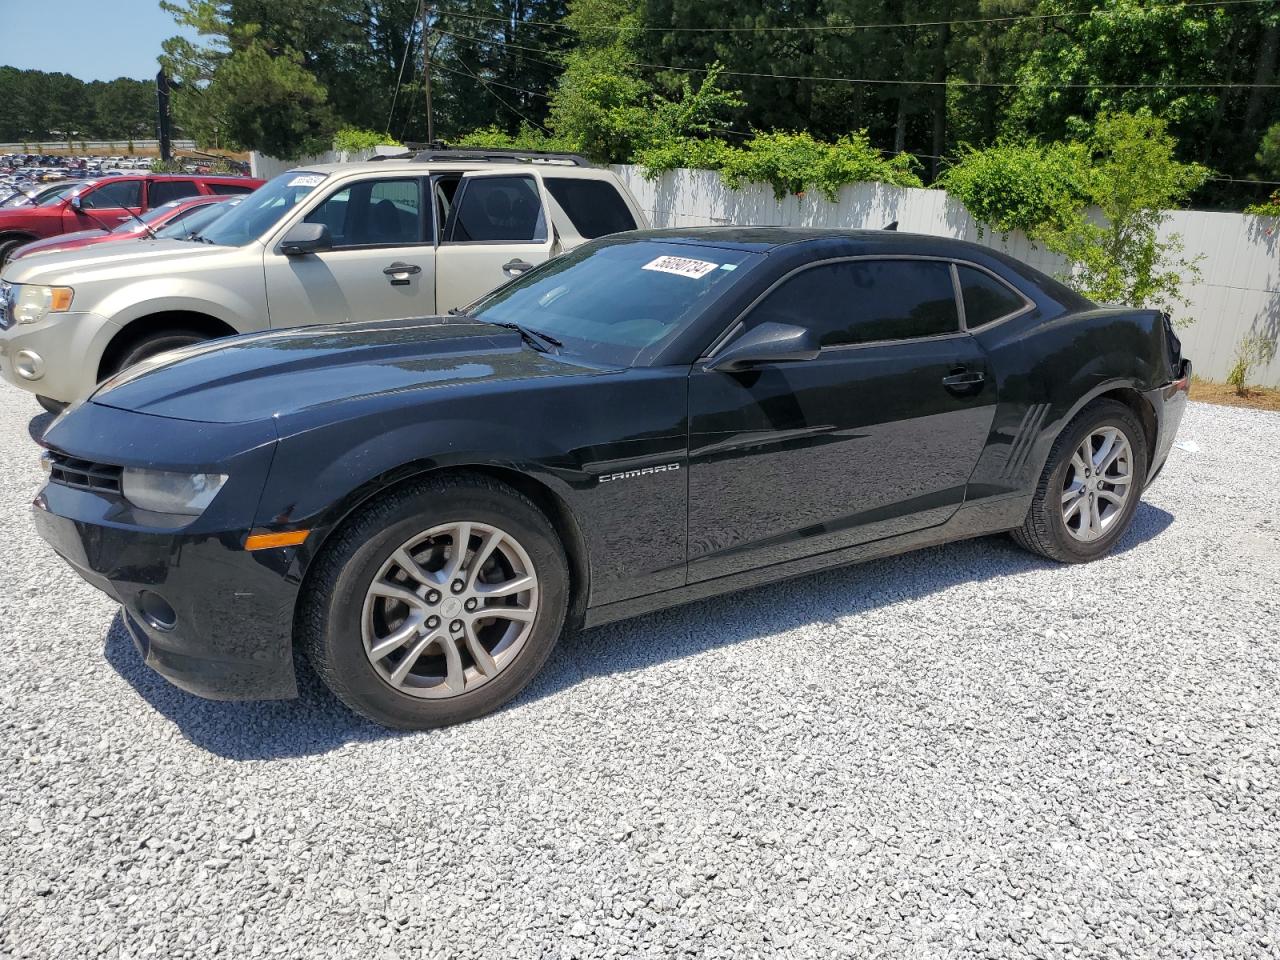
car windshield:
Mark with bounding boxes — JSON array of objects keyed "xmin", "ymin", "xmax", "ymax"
[
  {"xmin": 193, "ymin": 170, "xmax": 326, "ymax": 246},
  {"xmin": 110, "ymin": 201, "xmax": 187, "ymax": 233},
  {"xmin": 155, "ymin": 200, "xmax": 238, "ymax": 240},
  {"xmin": 468, "ymin": 238, "xmax": 762, "ymax": 366}
]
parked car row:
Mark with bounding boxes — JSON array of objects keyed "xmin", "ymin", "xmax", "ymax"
[{"xmin": 7, "ymin": 148, "xmax": 1192, "ymax": 732}]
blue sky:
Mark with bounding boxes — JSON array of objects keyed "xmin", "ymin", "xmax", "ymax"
[{"xmin": 0, "ymin": 1, "xmax": 198, "ymax": 82}]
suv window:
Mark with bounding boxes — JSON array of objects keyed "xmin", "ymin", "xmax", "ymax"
[
  {"xmin": 748, "ymin": 259, "xmax": 960, "ymax": 347},
  {"xmin": 544, "ymin": 177, "xmax": 636, "ymax": 239},
  {"xmin": 80, "ymin": 179, "xmax": 142, "ymax": 210},
  {"xmin": 956, "ymin": 264, "xmax": 1027, "ymax": 328},
  {"xmin": 148, "ymin": 180, "xmax": 201, "ymax": 205},
  {"xmin": 304, "ymin": 178, "xmax": 426, "ymax": 247},
  {"xmin": 447, "ymin": 175, "xmax": 546, "ymax": 243},
  {"xmin": 208, "ymin": 182, "xmax": 255, "ymax": 195}
]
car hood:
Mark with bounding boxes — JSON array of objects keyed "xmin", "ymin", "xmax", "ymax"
[
  {"xmin": 14, "ymin": 229, "xmax": 110, "ymax": 256},
  {"xmin": 90, "ymin": 317, "xmax": 604, "ymax": 424},
  {"xmin": 2, "ymin": 238, "xmax": 228, "ymax": 283}
]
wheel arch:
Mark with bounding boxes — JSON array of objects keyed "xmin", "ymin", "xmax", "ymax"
[
  {"xmin": 97, "ymin": 310, "xmax": 239, "ymax": 381},
  {"xmin": 294, "ymin": 461, "xmax": 592, "ymax": 638}
]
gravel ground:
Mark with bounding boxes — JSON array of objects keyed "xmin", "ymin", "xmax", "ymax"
[{"xmin": 0, "ymin": 391, "xmax": 1277, "ymax": 960}]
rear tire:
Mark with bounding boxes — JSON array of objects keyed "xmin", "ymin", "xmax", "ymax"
[
  {"xmin": 36, "ymin": 395, "xmax": 66, "ymax": 415},
  {"xmin": 0, "ymin": 236, "xmax": 31, "ymax": 266},
  {"xmin": 107, "ymin": 330, "xmax": 207, "ymax": 378},
  {"xmin": 1012, "ymin": 399, "xmax": 1148, "ymax": 563},
  {"xmin": 300, "ymin": 473, "xmax": 570, "ymax": 729}
]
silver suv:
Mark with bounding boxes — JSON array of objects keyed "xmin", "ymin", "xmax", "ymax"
[{"xmin": 0, "ymin": 151, "xmax": 647, "ymax": 410}]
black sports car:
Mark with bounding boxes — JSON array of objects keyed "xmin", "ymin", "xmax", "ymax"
[{"xmin": 34, "ymin": 228, "xmax": 1191, "ymax": 729}]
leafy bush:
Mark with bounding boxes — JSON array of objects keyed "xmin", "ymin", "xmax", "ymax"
[
  {"xmin": 452, "ymin": 126, "xmax": 583, "ymax": 155},
  {"xmin": 1244, "ymin": 189, "xmax": 1280, "ymax": 217},
  {"xmin": 334, "ymin": 128, "xmax": 400, "ymax": 153},
  {"xmin": 640, "ymin": 130, "xmax": 922, "ymax": 200},
  {"xmin": 937, "ymin": 140, "xmax": 1090, "ymax": 235}
]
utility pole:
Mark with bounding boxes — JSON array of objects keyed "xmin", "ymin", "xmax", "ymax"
[{"xmin": 421, "ymin": 1, "xmax": 435, "ymax": 146}]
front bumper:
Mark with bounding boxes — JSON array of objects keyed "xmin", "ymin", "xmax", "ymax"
[
  {"xmin": 0, "ymin": 309, "xmax": 120, "ymax": 403},
  {"xmin": 33, "ymin": 401, "xmax": 298, "ymax": 700}
]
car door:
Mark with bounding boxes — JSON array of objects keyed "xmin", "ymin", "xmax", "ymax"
[
  {"xmin": 62, "ymin": 178, "xmax": 143, "ymax": 232},
  {"xmin": 261, "ymin": 175, "xmax": 435, "ymax": 328},
  {"xmin": 433, "ymin": 171, "xmax": 556, "ymax": 313},
  {"xmin": 686, "ymin": 257, "xmax": 998, "ymax": 583}
]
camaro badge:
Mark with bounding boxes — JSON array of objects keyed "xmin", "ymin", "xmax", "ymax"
[{"xmin": 598, "ymin": 463, "xmax": 682, "ymax": 484}]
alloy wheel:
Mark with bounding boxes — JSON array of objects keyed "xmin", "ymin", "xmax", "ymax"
[
  {"xmin": 361, "ymin": 521, "xmax": 539, "ymax": 699},
  {"xmin": 1060, "ymin": 427, "xmax": 1134, "ymax": 543}
]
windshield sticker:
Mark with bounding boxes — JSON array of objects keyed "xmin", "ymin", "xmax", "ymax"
[
  {"xmin": 287, "ymin": 174, "xmax": 325, "ymax": 188},
  {"xmin": 642, "ymin": 255, "xmax": 720, "ymax": 279}
]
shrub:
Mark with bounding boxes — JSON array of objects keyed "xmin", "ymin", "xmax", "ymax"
[
  {"xmin": 1244, "ymin": 189, "xmax": 1280, "ymax": 217},
  {"xmin": 1226, "ymin": 332, "xmax": 1278, "ymax": 396},
  {"xmin": 451, "ymin": 126, "xmax": 582, "ymax": 155},
  {"xmin": 334, "ymin": 128, "xmax": 401, "ymax": 154},
  {"xmin": 937, "ymin": 140, "xmax": 1090, "ymax": 236},
  {"xmin": 639, "ymin": 130, "xmax": 922, "ymax": 200}
]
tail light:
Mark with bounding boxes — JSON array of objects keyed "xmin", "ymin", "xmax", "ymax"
[{"xmin": 1161, "ymin": 312, "xmax": 1183, "ymax": 380}]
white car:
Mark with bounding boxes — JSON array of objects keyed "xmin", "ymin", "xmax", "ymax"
[{"xmin": 0, "ymin": 151, "xmax": 647, "ymax": 410}]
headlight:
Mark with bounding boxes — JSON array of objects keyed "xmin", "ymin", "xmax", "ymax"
[
  {"xmin": 121, "ymin": 468, "xmax": 227, "ymax": 516},
  {"xmin": 12, "ymin": 284, "xmax": 74, "ymax": 324}
]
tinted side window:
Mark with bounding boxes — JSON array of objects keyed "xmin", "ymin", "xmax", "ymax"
[
  {"xmin": 956, "ymin": 264, "xmax": 1027, "ymax": 328},
  {"xmin": 544, "ymin": 177, "xmax": 636, "ymax": 238},
  {"xmin": 208, "ymin": 182, "xmax": 255, "ymax": 195},
  {"xmin": 304, "ymin": 178, "xmax": 425, "ymax": 247},
  {"xmin": 448, "ymin": 176, "xmax": 546, "ymax": 242},
  {"xmin": 81, "ymin": 179, "xmax": 142, "ymax": 209},
  {"xmin": 148, "ymin": 180, "xmax": 201, "ymax": 205},
  {"xmin": 748, "ymin": 259, "xmax": 960, "ymax": 347}
]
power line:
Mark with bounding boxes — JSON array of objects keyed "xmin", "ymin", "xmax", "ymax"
[
  {"xmin": 434, "ymin": 58, "xmax": 554, "ymax": 132},
  {"xmin": 441, "ymin": 0, "xmax": 1275, "ymax": 35},
  {"xmin": 385, "ymin": 12, "xmax": 420, "ymax": 134},
  {"xmin": 433, "ymin": 26, "xmax": 1280, "ymax": 90}
]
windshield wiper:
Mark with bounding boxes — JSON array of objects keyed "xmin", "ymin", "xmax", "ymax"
[
  {"xmin": 483, "ymin": 320, "xmax": 562, "ymax": 353},
  {"xmin": 185, "ymin": 233, "xmax": 214, "ymax": 244}
]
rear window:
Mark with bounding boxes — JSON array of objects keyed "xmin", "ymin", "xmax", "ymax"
[
  {"xmin": 208, "ymin": 182, "xmax": 255, "ymax": 195},
  {"xmin": 148, "ymin": 180, "xmax": 201, "ymax": 205},
  {"xmin": 544, "ymin": 177, "xmax": 637, "ymax": 239},
  {"xmin": 956, "ymin": 264, "xmax": 1027, "ymax": 328}
]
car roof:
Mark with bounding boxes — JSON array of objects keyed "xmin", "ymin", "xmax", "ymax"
[
  {"xmin": 615, "ymin": 226, "xmax": 1001, "ymax": 256},
  {"xmin": 295, "ymin": 158, "xmax": 604, "ymax": 177}
]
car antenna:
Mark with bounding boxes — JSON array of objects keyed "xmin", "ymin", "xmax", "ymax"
[{"xmin": 882, "ymin": 220, "xmax": 898, "ymax": 231}]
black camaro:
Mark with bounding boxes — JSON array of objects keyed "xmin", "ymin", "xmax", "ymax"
[{"xmin": 34, "ymin": 228, "xmax": 1191, "ymax": 729}]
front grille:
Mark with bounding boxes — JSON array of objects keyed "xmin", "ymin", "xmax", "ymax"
[{"xmin": 48, "ymin": 454, "xmax": 122, "ymax": 495}]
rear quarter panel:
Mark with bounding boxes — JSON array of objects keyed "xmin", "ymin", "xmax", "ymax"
[{"xmin": 967, "ymin": 305, "xmax": 1174, "ymax": 499}]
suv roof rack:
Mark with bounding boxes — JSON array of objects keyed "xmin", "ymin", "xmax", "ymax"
[{"xmin": 369, "ymin": 145, "xmax": 591, "ymax": 167}]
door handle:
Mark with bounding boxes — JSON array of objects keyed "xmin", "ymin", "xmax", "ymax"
[
  {"xmin": 502, "ymin": 258, "xmax": 533, "ymax": 278},
  {"xmin": 942, "ymin": 368, "xmax": 986, "ymax": 392},
  {"xmin": 383, "ymin": 262, "xmax": 421, "ymax": 285}
]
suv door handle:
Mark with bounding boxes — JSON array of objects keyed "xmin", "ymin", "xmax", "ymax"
[
  {"xmin": 502, "ymin": 258, "xmax": 533, "ymax": 278},
  {"xmin": 383, "ymin": 262, "xmax": 421, "ymax": 285},
  {"xmin": 942, "ymin": 368, "xmax": 986, "ymax": 392}
]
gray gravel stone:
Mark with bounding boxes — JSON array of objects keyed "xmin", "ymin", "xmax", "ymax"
[{"xmin": 1, "ymin": 392, "xmax": 1278, "ymax": 959}]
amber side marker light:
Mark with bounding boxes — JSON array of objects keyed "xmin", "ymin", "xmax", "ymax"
[{"xmin": 245, "ymin": 530, "xmax": 310, "ymax": 551}]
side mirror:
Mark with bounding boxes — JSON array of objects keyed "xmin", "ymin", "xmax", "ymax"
[
  {"xmin": 69, "ymin": 195, "xmax": 83, "ymax": 212},
  {"xmin": 707, "ymin": 322, "xmax": 821, "ymax": 372},
  {"xmin": 280, "ymin": 222, "xmax": 332, "ymax": 256}
]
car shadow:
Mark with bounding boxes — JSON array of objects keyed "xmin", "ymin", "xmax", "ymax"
[{"xmin": 103, "ymin": 503, "xmax": 1174, "ymax": 761}]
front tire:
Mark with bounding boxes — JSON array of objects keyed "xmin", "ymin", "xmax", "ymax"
[
  {"xmin": 36, "ymin": 395, "xmax": 67, "ymax": 415},
  {"xmin": 1012, "ymin": 399, "xmax": 1148, "ymax": 563},
  {"xmin": 300, "ymin": 473, "xmax": 570, "ymax": 729},
  {"xmin": 107, "ymin": 330, "xmax": 208, "ymax": 379}
]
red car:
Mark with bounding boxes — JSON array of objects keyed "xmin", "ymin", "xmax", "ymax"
[
  {"xmin": 0, "ymin": 173, "xmax": 263, "ymax": 264},
  {"xmin": 10, "ymin": 195, "xmax": 239, "ymax": 260}
]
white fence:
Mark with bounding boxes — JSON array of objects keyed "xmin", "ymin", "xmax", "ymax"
[{"xmin": 613, "ymin": 165, "xmax": 1280, "ymax": 387}]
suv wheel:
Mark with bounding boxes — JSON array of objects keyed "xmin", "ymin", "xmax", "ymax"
[
  {"xmin": 36, "ymin": 395, "xmax": 66, "ymax": 415},
  {"xmin": 300, "ymin": 473, "xmax": 570, "ymax": 729},
  {"xmin": 1013, "ymin": 399, "xmax": 1148, "ymax": 563},
  {"xmin": 108, "ymin": 330, "xmax": 207, "ymax": 378}
]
